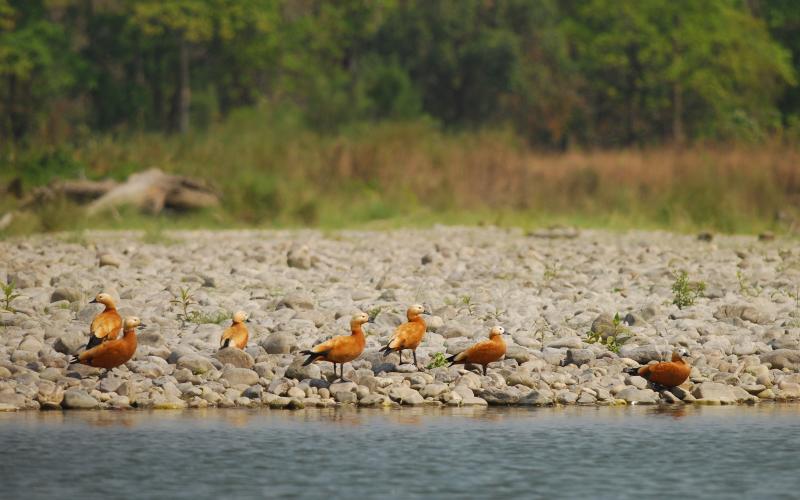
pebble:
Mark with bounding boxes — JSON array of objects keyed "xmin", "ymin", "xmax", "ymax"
[{"xmin": 1, "ymin": 228, "xmax": 797, "ymax": 411}]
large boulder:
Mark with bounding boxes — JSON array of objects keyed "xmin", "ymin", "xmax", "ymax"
[
  {"xmin": 691, "ymin": 382, "xmax": 737, "ymax": 404},
  {"xmin": 564, "ymin": 348, "xmax": 595, "ymax": 367},
  {"xmin": 260, "ymin": 334, "xmax": 296, "ymax": 354},
  {"xmin": 284, "ymin": 358, "xmax": 321, "ymax": 380},
  {"xmin": 214, "ymin": 347, "xmax": 255, "ymax": 369},
  {"xmin": 221, "ymin": 367, "xmax": 259, "ymax": 386},
  {"xmin": 53, "ymin": 332, "xmax": 85, "ymax": 355},
  {"xmin": 615, "ymin": 387, "xmax": 658, "ymax": 404},
  {"xmin": 760, "ymin": 350, "xmax": 800, "ymax": 371},
  {"xmin": 62, "ymin": 389, "xmax": 99, "ymax": 409},
  {"xmin": 176, "ymin": 354, "xmax": 215, "ymax": 374},
  {"xmin": 714, "ymin": 305, "xmax": 772, "ymax": 325}
]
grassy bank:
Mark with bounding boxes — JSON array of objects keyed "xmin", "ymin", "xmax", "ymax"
[{"xmin": 2, "ymin": 108, "xmax": 799, "ymax": 236}]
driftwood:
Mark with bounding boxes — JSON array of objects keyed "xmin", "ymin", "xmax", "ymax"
[
  {"xmin": 87, "ymin": 169, "xmax": 218, "ymax": 215},
  {"xmin": 20, "ymin": 169, "xmax": 218, "ymax": 215}
]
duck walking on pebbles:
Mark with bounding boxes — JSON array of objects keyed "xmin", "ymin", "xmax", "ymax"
[
  {"xmin": 301, "ymin": 312, "xmax": 370, "ymax": 382},
  {"xmin": 85, "ymin": 292, "xmax": 122, "ymax": 349},
  {"xmin": 448, "ymin": 326, "xmax": 507, "ymax": 376},
  {"xmin": 379, "ymin": 304, "xmax": 427, "ymax": 370},
  {"xmin": 71, "ymin": 317, "xmax": 143, "ymax": 374},
  {"xmin": 219, "ymin": 311, "xmax": 250, "ymax": 350},
  {"xmin": 625, "ymin": 348, "xmax": 691, "ymax": 389}
]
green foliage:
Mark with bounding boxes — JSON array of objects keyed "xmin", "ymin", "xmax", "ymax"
[
  {"xmin": 586, "ymin": 313, "xmax": 631, "ymax": 353},
  {"xmin": 736, "ymin": 270, "xmax": 763, "ymax": 297},
  {"xmin": 427, "ymin": 352, "xmax": 449, "ymax": 369},
  {"xmin": 185, "ymin": 310, "xmax": 229, "ymax": 325},
  {"xmin": 170, "ymin": 286, "xmax": 196, "ymax": 324},
  {"xmin": 0, "ymin": 0, "xmax": 797, "ymax": 147},
  {"xmin": 671, "ymin": 270, "xmax": 706, "ymax": 309},
  {"xmin": 1, "ymin": 281, "xmax": 21, "ymax": 312}
]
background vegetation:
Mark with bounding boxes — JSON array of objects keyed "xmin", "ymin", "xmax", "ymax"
[{"xmin": 2, "ymin": 0, "xmax": 800, "ymax": 235}]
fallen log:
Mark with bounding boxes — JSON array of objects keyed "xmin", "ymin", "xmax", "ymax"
[{"xmin": 84, "ymin": 168, "xmax": 218, "ymax": 215}]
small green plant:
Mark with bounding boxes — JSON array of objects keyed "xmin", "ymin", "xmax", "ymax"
[
  {"xmin": 671, "ymin": 270, "xmax": 706, "ymax": 309},
  {"xmin": 427, "ymin": 352, "xmax": 449, "ymax": 369},
  {"xmin": 543, "ymin": 262, "xmax": 559, "ymax": 282},
  {"xmin": 367, "ymin": 306, "xmax": 383, "ymax": 322},
  {"xmin": 458, "ymin": 295, "xmax": 475, "ymax": 315},
  {"xmin": 736, "ymin": 270, "xmax": 762, "ymax": 297},
  {"xmin": 170, "ymin": 286, "xmax": 197, "ymax": 324},
  {"xmin": 185, "ymin": 310, "xmax": 230, "ymax": 325},
  {"xmin": 1, "ymin": 282, "xmax": 21, "ymax": 312},
  {"xmin": 586, "ymin": 313, "xmax": 631, "ymax": 354},
  {"xmin": 483, "ymin": 306, "xmax": 506, "ymax": 322}
]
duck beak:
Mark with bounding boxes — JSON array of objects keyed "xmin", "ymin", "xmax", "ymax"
[
  {"xmin": 246, "ymin": 318, "xmax": 252, "ymax": 323},
  {"xmin": 89, "ymin": 298, "xmax": 98, "ymax": 304},
  {"xmin": 138, "ymin": 324, "xmax": 147, "ymax": 329}
]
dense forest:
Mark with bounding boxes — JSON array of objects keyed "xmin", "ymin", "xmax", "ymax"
[{"xmin": 2, "ymin": 0, "xmax": 800, "ymax": 148}]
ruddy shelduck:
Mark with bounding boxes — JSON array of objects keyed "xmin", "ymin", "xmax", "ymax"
[
  {"xmin": 301, "ymin": 312, "xmax": 370, "ymax": 381},
  {"xmin": 448, "ymin": 326, "xmax": 507, "ymax": 376},
  {"xmin": 379, "ymin": 304, "xmax": 427, "ymax": 369},
  {"xmin": 220, "ymin": 311, "xmax": 250, "ymax": 350},
  {"xmin": 86, "ymin": 292, "xmax": 123, "ymax": 349},
  {"xmin": 72, "ymin": 317, "xmax": 143, "ymax": 371},
  {"xmin": 625, "ymin": 348, "xmax": 691, "ymax": 388}
]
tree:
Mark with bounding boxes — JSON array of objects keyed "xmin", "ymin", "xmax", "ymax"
[{"xmin": 564, "ymin": 0, "xmax": 795, "ymax": 146}]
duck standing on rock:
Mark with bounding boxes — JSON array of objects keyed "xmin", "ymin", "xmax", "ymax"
[
  {"xmin": 624, "ymin": 348, "xmax": 691, "ymax": 389},
  {"xmin": 379, "ymin": 304, "xmax": 427, "ymax": 369},
  {"xmin": 85, "ymin": 292, "xmax": 122, "ymax": 349},
  {"xmin": 448, "ymin": 326, "xmax": 507, "ymax": 376},
  {"xmin": 71, "ymin": 317, "xmax": 143, "ymax": 373},
  {"xmin": 301, "ymin": 312, "xmax": 370, "ymax": 382},
  {"xmin": 219, "ymin": 311, "xmax": 250, "ymax": 350}
]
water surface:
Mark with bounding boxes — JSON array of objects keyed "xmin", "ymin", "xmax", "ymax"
[{"xmin": 1, "ymin": 405, "xmax": 798, "ymax": 499}]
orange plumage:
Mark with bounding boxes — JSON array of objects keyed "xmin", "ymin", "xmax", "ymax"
[
  {"xmin": 448, "ymin": 326, "xmax": 507, "ymax": 375},
  {"xmin": 73, "ymin": 317, "xmax": 143, "ymax": 370},
  {"xmin": 380, "ymin": 304, "xmax": 427, "ymax": 368},
  {"xmin": 86, "ymin": 292, "xmax": 122, "ymax": 349},
  {"xmin": 626, "ymin": 349, "xmax": 691, "ymax": 388},
  {"xmin": 301, "ymin": 312, "xmax": 369, "ymax": 381},
  {"xmin": 220, "ymin": 311, "xmax": 250, "ymax": 350}
]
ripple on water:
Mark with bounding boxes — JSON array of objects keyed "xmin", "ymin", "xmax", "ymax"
[{"xmin": 1, "ymin": 406, "xmax": 799, "ymax": 500}]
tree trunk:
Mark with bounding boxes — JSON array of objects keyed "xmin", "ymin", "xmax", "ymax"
[
  {"xmin": 672, "ymin": 81, "xmax": 685, "ymax": 146},
  {"xmin": 177, "ymin": 37, "xmax": 191, "ymax": 134}
]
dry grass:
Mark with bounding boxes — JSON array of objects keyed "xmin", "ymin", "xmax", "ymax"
[{"xmin": 3, "ymin": 111, "xmax": 800, "ymax": 234}]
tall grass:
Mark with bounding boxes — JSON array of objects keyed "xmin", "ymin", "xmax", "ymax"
[{"xmin": 2, "ymin": 106, "xmax": 799, "ymax": 235}]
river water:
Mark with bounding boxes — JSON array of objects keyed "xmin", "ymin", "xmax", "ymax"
[{"xmin": 1, "ymin": 405, "xmax": 798, "ymax": 499}]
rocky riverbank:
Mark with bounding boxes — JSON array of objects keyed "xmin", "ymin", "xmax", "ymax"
[{"xmin": 1, "ymin": 227, "xmax": 800, "ymax": 411}]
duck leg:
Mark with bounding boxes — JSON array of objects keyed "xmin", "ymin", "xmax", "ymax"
[
  {"xmin": 397, "ymin": 350, "xmax": 403, "ymax": 366},
  {"xmin": 482, "ymin": 364, "xmax": 487, "ymax": 376},
  {"xmin": 413, "ymin": 350, "xmax": 420, "ymax": 370}
]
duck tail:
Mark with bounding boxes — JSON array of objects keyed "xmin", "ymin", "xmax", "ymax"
[
  {"xmin": 85, "ymin": 335, "xmax": 101, "ymax": 350},
  {"xmin": 69, "ymin": 354, "xmax": 79, "ymax": 365},
  {"xmin": 446, "ymin": 353, "xmax": 459, "ymax": 366},
  {"xmin": 221, "ymin": 338, "xmax": 231, "ymax": 349},
  {"xmin": 379, "ymin": 344, "xmax": 393, "ymax": 357},
  {"xmin": 624, "ymin": 366, "xmax": 641, "ymax": 376},
  {"xmin": 301, "ymin": 350, "xmax": 324, "ymax": 366}
]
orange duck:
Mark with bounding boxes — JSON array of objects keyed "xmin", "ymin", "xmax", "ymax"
[
  {"xmin": 220, "ymin": 311, "xmax": 250, "ymax": 350},
  {"xmin": 86, "ymin": 292, "xmax": 122, "ymax": 349},
  {"xmin": 448, "ymin": 326, "xmax": 507, "ymax": 376},
  {"xmin": 301, "ymin": 312, "xmax": 370, "ymax": 381},
  {"xmin": 72, "ymin": 317, "xmax": 143, "ymax": 372},
  {"xmin": 624, "ymin": 348, "xmax": 691, "ymax": 388},
  {"xmin": 379, "ymin": 304, "xmax": 427, "ymax": 369}
]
